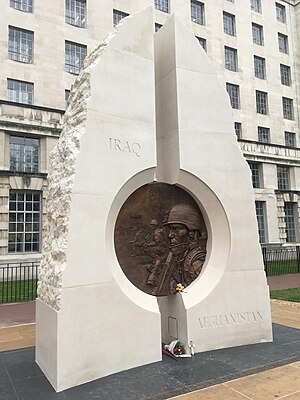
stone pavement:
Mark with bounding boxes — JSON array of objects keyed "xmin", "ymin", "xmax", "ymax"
[
  {"xmin": 170, "ymin": 362, "xmax": 300, "ymax": 400},
  {"xmin": 0, "ymin": 302, "xmax": 35, "ymax": 352},
  {"xmin": 0, "ymin": 302, "xmax": 35, "ymax": 328},
  {"xmin": 267, "ymin": 273, "xmax": 300, "ymax": 290},
  {"xmin": 0, "ymin": 301, "xmax": 299, "ymax": 399}
]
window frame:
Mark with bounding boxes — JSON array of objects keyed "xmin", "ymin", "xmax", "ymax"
[
  {"xmin": 65, "ymin": 89, "xmax": 70, "ymax": 108},
  {"xmin": 251, "ymin": 0, "xmax": 262, "ymax": 13},
  {"xmin": 113, "ymin": 9, "xmax": 129, "ymax": 27},
  {"xmin": 277, "ymin": 165, "xmax": 290, "ymax": 190},
  {"xmin": 225, "ymin": 46, "xmax": 238, "ymax": 72},
  {"xmin": 280, "ymin": 64, "xmax": 291, "ymax": 86},
  {"xmin": 254, "ymin": 56, "xmax": 265, "ymax": 79},
  {"xmin": 248, "ymin": 162, "xmax": 261, "ymax": 189},
  {"xmin": 8, "ymin": 26, "xmax": 34, "ymax": 64},
  {"xmin": 282, "ymin": 97, "xmax": 294, "ymax": 120},
  {"xmin": 223, "ymin": 12, "xmax": 236, "ymax": 36},
  {"xmin": 196, "ymin": 36, "xmax": 206, "ymax": 51},
  {"xmin": 65, "ymin": 0, "xmax": 86, "ymax": 28},
  {"xmin": 258, "ymin": 126, "xmax": 270, "ymax": 143},
  {"xmin": 284, "ymin": 202, "xmax": 297, "ymax": 243},
  {"xmin": 255, "ymin": 201, "xmax": 267, "ymax": 244},
  {"xmin": 276, "ymin": 2, "xmax": 286, "ymax": 23},
  {"xmin": 278, "ymin": 33, "xmax": 288, "ymax": 53},
  {"xmin": 226, "ymin": 83, "xmax": 240, "ymax": 109},
  {"xmin": 154, "ymin": 0, "xmax": 169, "ymax": 13},
  {"xmin": 191, "ymin": 0, "xmax": 205, "ymax": 25},
  {"xmin": 10, "ymin": 135, "xmax": 39, "ymax": 173},
  {"xmin": 8, "ymin": 191, "xmax": 41, "ymax": 253},
  {"xmin": 65, "ymin": 40, "xmax": 87, "ymax": 75},
  {"xmin": 7, "ymin": 79, "xmax": 34, "ymax": 105},
  {"xmin": 284, "ymin": 131, "xmax": 296, "ymax": 148},
  {"xmin": 256, "ymin": 90, "xmax": 268, "ymax": 115},
  {"xmin": 252, "ymin": 23, "xmax": 264, "ymax": 45},
  {"xmin": 10, "ymin": 0, "xmax": 33, "ymax": 13},
  {"xmin": 234, "ymin": 122, "xmax": 242, "ymax": 139}
]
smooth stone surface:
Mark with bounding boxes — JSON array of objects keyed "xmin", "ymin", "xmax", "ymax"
[
  {"xmin": 36, "ymin": 7, "xmax": 161, "ymax": 392},
  {"xmin": 154, "ymin": 14, "xmax": 272, "ymax": 352}
]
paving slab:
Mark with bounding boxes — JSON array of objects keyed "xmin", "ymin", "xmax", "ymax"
[{"xmin": 0, "ymin": 325, "xmax": 35, "ymax": 352}]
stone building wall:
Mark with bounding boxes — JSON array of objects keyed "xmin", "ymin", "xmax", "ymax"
[{"xmin": 0, "ymin": 0, "xmax": 299, "ymax": 264}]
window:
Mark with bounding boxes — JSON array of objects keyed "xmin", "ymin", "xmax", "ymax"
[
  {"xmin": 196, "ymin": 37, "xmax": 206, "ymax": 51},
  {"xmin": 10, "ymin": 136, "xmax": 39, "ymax": 173},
  {"xmin": 258, "ymin": 127, "xmax": 270, "ymax": 143},
  {"xmin": 256, "ymin": 91, "xmax": 268, "ymax": 115},
  {"xmin": 251, "ymin": 0, "xmax": 261, "ymax": 13},
  {"xmin": 255, "ymin": 201, "xmax": 266, "ymax": 243},
  {"xmin": 65, "ymin": 0, "xmax": 86, "ymax": 28},
  {"xmin": 248, "ymin": 162, "xmax": 261, "ymax": 188},
  {"xmin": 8, "ymin": 27, "xmax": 33, "ymax": 63},
  {"xmin": 191, "ymin": 1, "xmax": 205, "ymax": 25},
  {"xmin": 285, "ymin": 131, "xmax": 295, "ymax": 148},
  {"xmin": 284, "ymin": 203, "xmax": 297, "ymax": 243},
  {"xmin": 113, "ymin": 9, "xmax": 129, "ymax": 27},
  {"xmin": 278, "ymin": 33, "xmax": 288, "ymax": 53},
  {"xmin": 154, "ymin": 0, "xmax": 169, "ymax": 13},
  {"xmin": 280, "ymin": 64, "xmax": 291, "ymax": 86},
  {"xmin": 276, "ymin": 3, "xmax": 286, "ymax": 23},
  {"xmin": 277, "ymin": 166, "xmax": 290, "ymax": 190},
  {"xmin": 252, "ymin": 23, "xmax": 263, "ymax": 45},
  {"xmin": 225, "ymin": 47, "xmax": 237, "ymax": 71},
  {"xmin": 8, "ymin": 191, "xmax": 41, "ymax": 253},
  {"xmin": 10, "ymin": 0, "xmax": 33, "ymax": 13},
  {"xmin": 155, "ymin": 23, "xmax": 162, "ymax": 32},
  {"xmin": 223, "ymin": 12, "xmax": 236, "ymax": 36},
  {"xmin": 226, "ymin": 83, "xmax": 240, "ymax": 109},
  {"xmin": 65, "ymin": 89, "xmax": 70, "ymax": 108},
  {"xmin": 282, "ymin": 97, "xmax": 293, "ymax": 120},
  {"xmin": 234, "ymin": 122, "xmax": 242, "ymax": 139},
  {"xmin": 65, "ymin": 41, "xmax": 86, "ymax": 74},
  {"xmin": 7, "ymin": 79, "xmax": 33, "ymax": 105},
  {"xmin": 254, "ymin": 56, "xmax": 265, "ymax": 79}
]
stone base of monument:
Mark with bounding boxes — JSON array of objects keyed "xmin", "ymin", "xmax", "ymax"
[{"xmin": 36, "ymin": 285, "xmax": 161, "ymax": 391}]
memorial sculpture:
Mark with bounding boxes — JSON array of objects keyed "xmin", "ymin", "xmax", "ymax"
[
  {"xmin": 36, "ymin": 7, "xmax": 273, "ymax": 392},
  {"xmin": 115, "ymin": 183, "xmax": 207, "ymax": 296}
]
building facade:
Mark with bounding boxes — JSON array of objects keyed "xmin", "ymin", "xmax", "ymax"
[{"xmin": 0, "ymin": 0, "xmax": 299, "ymax": 264}]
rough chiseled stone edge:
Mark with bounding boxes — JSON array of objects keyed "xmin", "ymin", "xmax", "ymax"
[{"xmin": 37, "ymin": 20, "xmax": 132, "ymax": 311}]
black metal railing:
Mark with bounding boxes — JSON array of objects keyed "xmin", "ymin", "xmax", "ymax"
[
  {"xmin": 0, "ymin": 262, "xmax": 39, "ymax": 304},
  {"xmin": 263, "ymin": 247, "xmax": 300, "ymax": 276},
  {"xmin": 0, "ymin": 247, "xmax": 299, "ymax": 303}
]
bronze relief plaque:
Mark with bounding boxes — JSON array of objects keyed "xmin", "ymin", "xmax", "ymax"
[{"xmin": 114, "ymin": 183, "xmax": 207, "ymax": 296}]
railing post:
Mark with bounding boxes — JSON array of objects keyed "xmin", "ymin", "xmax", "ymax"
[
  {"xmin": 262, "ymin": 247, "xmax": 268, "ymax": 276},
  {"xmin": 297, "ymin": 246, "xmax": 300, "ymax": 273}
]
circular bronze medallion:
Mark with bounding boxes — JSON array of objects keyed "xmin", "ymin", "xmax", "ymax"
[{"xmin": 114, "ymin": 183, "xmax": 207, "ymax": 296}]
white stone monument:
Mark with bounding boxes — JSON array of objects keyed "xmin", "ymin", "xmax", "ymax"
[{"xmin": 36, "ymin": 7, "xmax": 272, "ymax": 392}]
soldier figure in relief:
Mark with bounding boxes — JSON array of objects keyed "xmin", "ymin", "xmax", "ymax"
[
  {"xmin": 155, "ymin": 203, "xmax": 206, "ymax": 295},
  {"xmin": 145, "ymin": 220, "xmax": 167, "ymax": 287}
]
